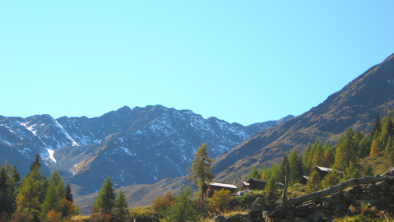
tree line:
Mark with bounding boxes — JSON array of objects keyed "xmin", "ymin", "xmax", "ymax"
[{"xmin": 247, "ymin": 111, "xmax": 394, "ymax": 194}]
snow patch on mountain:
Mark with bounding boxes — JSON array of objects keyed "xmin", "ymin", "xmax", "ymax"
[
  {"xmin": 52, "ymin": 118, "xmax": 79, "ymax": 146},
  {"xmin": 119, "ymin": 147, "xmax": 136, "ymax": 156},
  {"xmin": 47, "ymin": 149, "xmax": 56, "ymax": 162},
  {"xmin": 20, "ymin": 122, "xmax": 38, "ymax": 136}
]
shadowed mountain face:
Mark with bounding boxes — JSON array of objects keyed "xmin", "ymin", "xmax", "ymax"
[
  {"xmin": 211, "ymin": 54, "xmax": 394, "ymax": 184},
  {"xmin": 0, "ymin": 105, "xmax": 293, "ymax": 194}
]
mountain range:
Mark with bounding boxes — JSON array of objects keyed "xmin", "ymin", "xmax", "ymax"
[{"xmin": 0, "ymin": 105, "xmax": 293, "ymax": 195}]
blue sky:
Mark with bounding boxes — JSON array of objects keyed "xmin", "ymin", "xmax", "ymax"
[{"xmin": 1, "ymin": 1, "xmax": 393, "ymax": 126}]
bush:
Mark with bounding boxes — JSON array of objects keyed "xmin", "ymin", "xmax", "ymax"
[
  {"xmin": 208, "ymin": 189, "xmax": 231, "ymax": 214},
  {"xmin": 229, "ymin": 194, "xmax": 263, "ymax": 210},
  {"xmin": 152, "ymin": 192, "xmax": 175, "ymax": 215},
  {"xmin": 161, "ymin": 187, "xmax": 199, "ymax": 222}
]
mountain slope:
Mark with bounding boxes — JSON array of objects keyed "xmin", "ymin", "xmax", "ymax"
[
  {"xmin": 0, "ymin": 105, "xmax": 292, "ymax": 194},
  {"xmin": 211, "ymin": 53, "xmax": 394, "ymax": 184}
]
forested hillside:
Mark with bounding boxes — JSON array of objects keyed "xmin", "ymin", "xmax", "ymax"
[
  {"xmin": 246, "ymin": 113, "xmax": 394, "ymax": 193},
  {"xmin": 212, "ymin": 53, "xmax": 394, "ymax": 184}
]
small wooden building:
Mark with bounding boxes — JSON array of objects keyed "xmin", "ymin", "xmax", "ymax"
[
  {"xmin": 299, "ymin": 176, "xmax": 310, "ymax": 185},
  {"xmin": 241, "ymin": 181, "xmax": 250, "ymax": 190},
  {"xmin": 204, "ymin": 182, "xmax": 237, "ymax": 198},
  {"xmin": 311, "ymin": 166, "xmax": 333, "ymax": 179},
  {"xmin": 299, "ymin": 166, "xmax": 341, "ymax": 185},
  {"xmin": 241, "ymin": 178, "xmax": 285, "ymax": 190}
]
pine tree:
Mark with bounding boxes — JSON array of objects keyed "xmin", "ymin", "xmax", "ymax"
[
  {"xmin": 385, "ymin": 136, "xmax": 393, "ymax": 156},
  {"xmin": 371, "ymin": 113, "xmax": 382, "ymax": 135},
  {"xmin": 114, "ymin": 190, "xmax": 129, "ymax": 222},
  {"xmin": 65, "ymin": 183, "xmax": 73, "ymax": 203},
  {"xmin": 288, "ymin": 148, "xmax": 301, "ymax": 185},
  {"xmin": 11, "ymin": 166, "xmax": 20, "ymax": 188},
  {"xmin": 0, "ymin": 166, "xmax": 8, "ymax": 215},
  {"xmin": 29, "ymin": 154, "xmax": 41, "ymax": 172},
  {"xmin": 93, "ymin": 176, "xmax": 116, "ymax": 215},
  {"xmin": 187, "ymin": 143, "xmax": 215, "ymax": 200}
]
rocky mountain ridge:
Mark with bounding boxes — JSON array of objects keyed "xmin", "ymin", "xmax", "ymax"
[{"xmin": 0, "ymin": 105, "xmax": 293, "ymax": 194}]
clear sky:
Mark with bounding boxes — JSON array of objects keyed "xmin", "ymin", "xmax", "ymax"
[{"xmin": 1, "ymin": 1, "xmax": 393, "ymax": 126}]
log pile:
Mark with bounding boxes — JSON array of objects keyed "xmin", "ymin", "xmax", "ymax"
[{"xmin": 215, "ymin": 169, "xmax": 394, "ymax": 222}]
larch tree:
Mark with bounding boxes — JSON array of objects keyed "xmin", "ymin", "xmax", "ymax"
[
  {"xmin": 16, "ymin": 166, "xmax": 41, "ymax": 220},
  {"xmin": 312, "ymin": 140, "xmax": 324, "ymax": 167},
  {"xmin": 264, "ymin": 177, "xmax": 277, "ymax": 200},
  {"xmin": 334, "ymin": 127, "xmax": 357, "ymax": 171},
  {"xmin": 188, "ymin": 143, "xmax": 215, "ymax": 200},
  {"xmin": 40, "ymin": 170, "xmax": 64, "ymax": 218},
  {"xmin": 370, "ymin": 140, "xmax": 378, "ymax": 156},
  {"xmin": 302, "ymin": 143, "xmax": 313, "ymax": 173},
  {"xmin": 247, "ymin": 166, "xmax": 260, "ymax": 180},
  {"xmin": 306, "ymin": 171, "xmax": 321, "ymax": 193},
  {"xmin": 322, "ymin": 147, "xmax": 335, "ymax": 167}
]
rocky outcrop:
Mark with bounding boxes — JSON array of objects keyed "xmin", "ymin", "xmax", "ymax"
[{"xmin": 216, "ymin": 170, "xmax": 394, "ymax": 222}]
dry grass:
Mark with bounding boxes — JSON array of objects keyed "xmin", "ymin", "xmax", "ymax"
[
  {"xmin": 360, "ymin": 151, "xmax": 391, "ymax": 175},
  {"xmin": 70, "ymin": 214, "xmax": 90, "ymax": 221},
  {"xmin": 128, "ymin": 205, "xmax": 154, "ymax": 214},
  {"xmin": 202, "ymin": 208, "xmax": 249, "ymax": 222}
]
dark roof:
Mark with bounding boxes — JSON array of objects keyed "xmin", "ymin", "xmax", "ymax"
[{"xmin": 247, "ymin": 178, "xmax": 268, "ymax": 183}]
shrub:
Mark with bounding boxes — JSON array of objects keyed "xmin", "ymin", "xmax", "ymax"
[
  {"xmin": 161, "ymin": 187, "xmax": 199, "ymax": 222},
  {"xmin": 152, "ymin": 192, "xmax": 175, "ymax": 215},
  {"xmin": 208, "ymin": 189, "xmax": 231, "ymax": 214}
]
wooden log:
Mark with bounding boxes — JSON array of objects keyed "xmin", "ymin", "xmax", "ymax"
[{"xmin": 286, "ymin": 170, "xmax": 393, "ymax": 207}]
